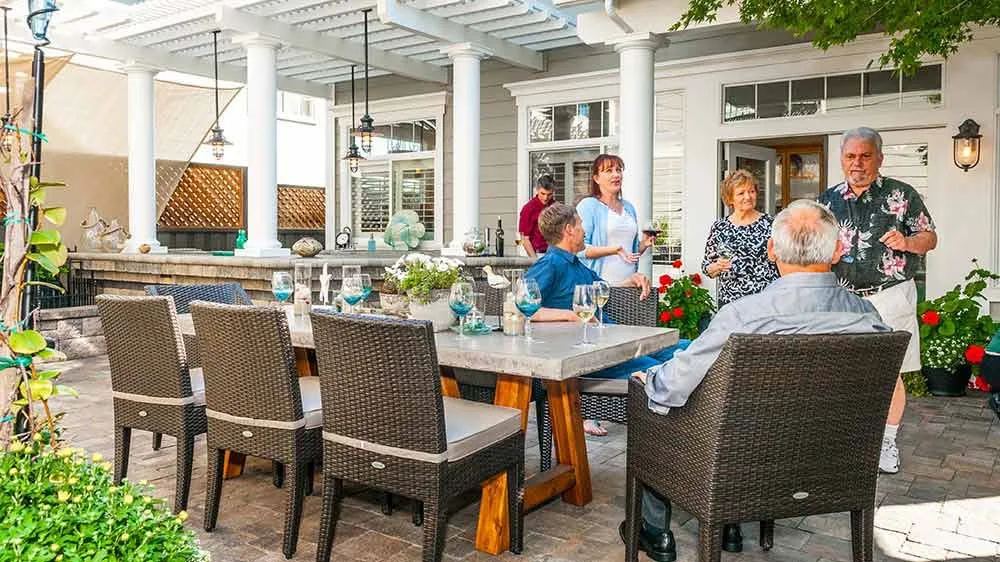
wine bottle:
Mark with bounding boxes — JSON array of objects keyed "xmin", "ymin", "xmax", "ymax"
[{"xmin": 496, "ymin": 217, "xmax": 505, "ymax": 257}]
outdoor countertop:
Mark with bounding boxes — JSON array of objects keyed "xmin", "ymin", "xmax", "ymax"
[{"xmin": 70, "ymin": 251, "xmax": 535, "ymax": 269}]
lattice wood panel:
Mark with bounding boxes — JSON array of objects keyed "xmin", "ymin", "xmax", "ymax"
[
  {"xmin": 158, "ymin": 164, "xmax": 244, "ymax": 229},
  {"xmin": 278, "ymin": 186, "xmax": 325, "ymax": 230}
]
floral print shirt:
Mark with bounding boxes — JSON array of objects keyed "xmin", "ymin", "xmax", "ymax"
[
  {"xmin": 701, "ymin": 214, "xmax": 780, "ymax": 307},
  {"xmin": 818, "ymin": 176, "xmax": 935, "ymax": 293}
]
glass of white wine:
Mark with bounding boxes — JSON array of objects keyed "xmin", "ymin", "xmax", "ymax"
[
  {"xmin": 572, "ymin": 284, "xmax": 597, "ymax": 347},
  {"xmin": 593, "ymin": 280, "xmax": 610, "ymax": 330}
]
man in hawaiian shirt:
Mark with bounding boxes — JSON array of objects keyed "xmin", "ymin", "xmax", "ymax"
[{"xmin": 819, "ymin": 126, "xmax": 938, "ymax": 474}]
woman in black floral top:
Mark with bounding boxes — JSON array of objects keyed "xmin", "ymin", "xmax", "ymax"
[{"xmin": 702, "ymin": 170, "xmax": 780, "ymax": 307}]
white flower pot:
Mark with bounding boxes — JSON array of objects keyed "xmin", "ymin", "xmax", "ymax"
[
  {"xmin": 379, "ymin": 292, "xmax": 409, "ymax": 316},
  {"xmin": 407, "ymin": 289, "xmax": 455, "ymax": 331}
]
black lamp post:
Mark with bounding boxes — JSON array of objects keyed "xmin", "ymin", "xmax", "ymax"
[
  {"xmin": 342, "ymin": 64, "xmax": 364, "ymax": 174},
  {"xmin": 21, "ymin": 0, "xmax": 57, "ymax": 326}
]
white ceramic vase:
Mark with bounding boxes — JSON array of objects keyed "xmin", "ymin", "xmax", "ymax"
[{"xmin": 407, "ymin": 289, "xmax": 455, "ymax": 331}]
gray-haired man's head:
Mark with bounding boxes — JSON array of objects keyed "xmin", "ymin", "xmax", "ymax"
[
  {"xmin": 840, "ymin": 126, "xmax": 884, "ymax": 190},
  {"xmin": 768, "ymin": 200, "xmax": 843, "ymax": 272}
]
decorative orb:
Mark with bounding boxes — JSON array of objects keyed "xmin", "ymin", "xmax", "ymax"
[{"xmin": 292, "ymin": 237, "xmax": 323, "ymax": 257}]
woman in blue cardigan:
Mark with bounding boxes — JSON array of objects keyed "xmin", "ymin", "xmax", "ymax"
[
  {"xmin": 577, "ymin": 154, "xmax": 655, "ymax": 286},
  {"xmin": 576, "ymin": 154, "xmax": 658, "ymax": 436}
]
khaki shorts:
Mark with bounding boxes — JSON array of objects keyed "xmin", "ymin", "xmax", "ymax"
[{"xmin": 863, "ymin": 279, "xmax": 920, "ymax": 373}]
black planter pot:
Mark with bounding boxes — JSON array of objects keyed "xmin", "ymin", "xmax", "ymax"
[{"xmin": 923, "ymin": 363, "xmax": 971, "ymax": 397}]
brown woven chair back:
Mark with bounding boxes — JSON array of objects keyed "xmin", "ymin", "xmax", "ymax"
[
  {"xmin": 97, "ymin": 295, "xmax": 192, "ymax": 399},
  {"xmin": 145, "ymin": 283, "xmax": 253, "ymax": 314},
  {"xmin": 310, "ymin": 312, "xmax": 447, "ymax": 456},
  {"xmin": 190, "ymin": 302, "xmax": 303, "ymax": 422},
  {"xmin": 633, "ymin": 331, "xmax": 909, "ymax": 521},
  {"xmin": 477, "ymin": 282, "xmax": 506, "ymax": 317},
  {"xmin": 606, "ymin": 286, "xmax": 657, "ymax": 327}
]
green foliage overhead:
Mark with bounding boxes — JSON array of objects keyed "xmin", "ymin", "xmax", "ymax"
[
  {"xmin": 0, "ymin": 441, "xmax": 207, "ymax": 561},
  {"xmin": 673, "ymin": 0, "xmax": 1000, "ymax": 74}
]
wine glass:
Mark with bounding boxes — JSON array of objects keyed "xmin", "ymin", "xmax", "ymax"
[
  {"xmin": 357, "ymin": 274, "xmax": 372, "ymax": 308},
  {"xmin": 341, "ymin": 276, "xmax": 365, "ymax": 312},
  {"xmin": 514, "ymin": 278, "xmax": 543, "ymax": 342},
  {"xmin": 271, "ymin": 271, "xmax": 293, "ymax": 304},
  {"xmin": 716, "ymin": 242, "xmax": 736, "ymax": 277},
  {"xmin": 572, "ymin": 284, "xmax": 597, "ymax": 347},
  {"xmin": 449, "ymin": 280, "xmax": 475, "ymax": 338},
  {"xmin": 593, "ymin": 280, "xmax": 610, "ymax": 329}
]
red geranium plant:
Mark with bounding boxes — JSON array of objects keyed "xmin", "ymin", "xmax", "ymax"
[
  {"xmin": 657, "ymin": 261, "xmax": 715, "ymax": 340},
  {"xmin": 917, "ymin": 259, "xmax": 998, "ymax": 389}
]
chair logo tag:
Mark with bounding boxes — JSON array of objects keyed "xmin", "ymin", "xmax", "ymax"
[
  {"xmin": 242, "ymin": 430, "xmax": 253, "ymax": 438},
  {"xmin": 138, "ymin": 411, "xmax": 147, "ymax": 417},
  {"xmin": 371, "ymin": 461, "xmax": 386, "ymax": 470},
  {"xmin": 792, "ymin": 492, "xmax": 809, "ymax": 500}
]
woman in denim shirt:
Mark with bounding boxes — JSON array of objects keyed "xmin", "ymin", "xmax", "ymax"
[{"xmin": 577, "ymin": 154, "xmax": 656, "ymax": 286}]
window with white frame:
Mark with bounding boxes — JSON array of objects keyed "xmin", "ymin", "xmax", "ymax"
[
  {"xmin": 278, "ymin": 92, "xmax": 316, "ymax": 123},
  {"xmin": 653, "ymin": 90, "xmax": 685, "ymax": 263},
  {"xmin": 528, "ymin": 99, "xmax": 618, "ymax": 205},
  {"xmin": 351, "ymin": 119, "xmax": 437, "ymax": 238}
]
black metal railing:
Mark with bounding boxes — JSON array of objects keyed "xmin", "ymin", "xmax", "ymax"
[{"xmin": 36, "ymin": 262, "xmax": 100, "ymax": 310}]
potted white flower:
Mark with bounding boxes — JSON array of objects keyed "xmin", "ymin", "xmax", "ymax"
[{"xmin": 388, "ymin": 253, "xmax": 464, "ymax": 330}]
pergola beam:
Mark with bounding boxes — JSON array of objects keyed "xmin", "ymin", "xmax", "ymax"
[
  {"xmin": 35, "ymin": 29, "xmax": 330, "ymax": 98},
  {"xmin": 215, "ymin": 6, "xmax": 448, "ymax": 83},
  {"xmin": 377, "ymin": 0, "xmax": 545, "ymax": 70}
]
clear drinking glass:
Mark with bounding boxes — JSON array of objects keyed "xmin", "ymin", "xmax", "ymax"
[
  {"xmin": 271, "ymin": 271, "xmax": 293, "ymax": 304},
  {"xmin": 514, "ymin": 278, "xmax": 543, "ymax": 342},
  {"xmin": 449, "ymin": 280, "xmax": 476, "ymax": 338},
  {"xmin": 572, "ymin": 284, "xmax": 597, "ymax": 347},
  {"xmin": 341, "ymin": 276, "xmax": 365, "ymax": 312},
  {"xmin": 593, "ymin": 280, "xmax": 610, "ymax": 329},
  {"xmin": 293, "ymin": 263, "xmax": 313, "ymax": 316},
  {"xmin": 716, "ymin": 242, "xmax": 735, "ymax": 278}
]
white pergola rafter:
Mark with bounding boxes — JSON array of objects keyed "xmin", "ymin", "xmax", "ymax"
[
  {"xmin": 32, "ymin": 28, "xmax": 331, "ymax": 98},
  {"xmin": 377, "ymin": 0, "xmax": 545, "ymax": 70},
  {"xmin": 215, "ymin": 6, "xmax": 448, "ymax": 83}
]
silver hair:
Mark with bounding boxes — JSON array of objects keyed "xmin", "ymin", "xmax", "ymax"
[
  {"xmin": 771, "ymin": 200, "xmax": 840, "ymax": 266},
  {"xmin": 840, "ymin": 127, "xmax": 883, "ymax": 155}
]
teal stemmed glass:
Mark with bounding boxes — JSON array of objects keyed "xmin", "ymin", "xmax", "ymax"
[
  {"xmin": 357, "ymin": 274, "xmax": 372, "ymax": 307},
  {"xmin": 515, "ymin": 278, "xmax": 543, "ymax": 342},
  {"xmin": 341, "ymin": 276, "xmax": 365, "ymax": 312},
  {"xmin": 271, "ymin": 271, "xmax": 293, "ymax": 304},
  {"xmin": 449, "ymin": 280, "xmax": 475, "ymax": 338}
]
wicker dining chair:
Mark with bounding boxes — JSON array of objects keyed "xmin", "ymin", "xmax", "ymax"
[
  {"xmin": 624, "ymin": 332, "xmax": 910, "ymax": 562},
  {"xmin": 311, "ymin": 312, "xmax": 525, "ymax": 562},
  {"xmin": 96, "ymin": 295, "xmax": 207, "ymax": 513},
  {"xmin": 144, "ymin": 283, "xmax": 253, "ymax": 451},
  {"xmin": 191, "ymin": 302, "xmax": 323, "ymax": 560}
]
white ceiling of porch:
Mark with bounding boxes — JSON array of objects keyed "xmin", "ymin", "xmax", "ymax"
[{"xmin": 21, "ymin": 0, "xmax": 582, "ymax": 96}]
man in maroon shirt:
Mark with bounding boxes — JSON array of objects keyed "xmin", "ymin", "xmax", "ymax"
[{"xmin": 518, "ymin": 174, "xmax": 555, "ymax": 257}]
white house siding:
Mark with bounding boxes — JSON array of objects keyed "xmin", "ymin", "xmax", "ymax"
[{"xmin": 335, "ymin": 29, "xmax": 1000, "ymax": 301}]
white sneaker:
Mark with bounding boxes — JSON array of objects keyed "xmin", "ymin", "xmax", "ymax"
[{"xmin": 879, "ymin": 437, "xmax": 900, "ymax": 474}]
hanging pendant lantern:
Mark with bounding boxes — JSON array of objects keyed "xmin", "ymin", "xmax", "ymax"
[
  {"xmin": 202, "ymin": 30, "xmax": 232, "ymax": 160},
  {"xmin": 342, "ymin": 64, "xmax": 365, "ymax": 175},
  {"xmin": 357, "ymin": 8, "xmax": 375, "ymax": 153}
]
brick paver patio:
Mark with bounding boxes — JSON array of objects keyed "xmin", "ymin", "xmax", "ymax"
[{"xmin": 51, "ymin": 356, "xmax": 1000, "ymax": 562}]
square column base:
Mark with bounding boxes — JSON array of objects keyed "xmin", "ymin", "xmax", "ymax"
[{"xmin": 235, "ymin": 247, "xmax": 291, "ymax": 257}]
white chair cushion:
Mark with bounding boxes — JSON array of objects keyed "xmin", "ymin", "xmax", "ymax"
[
  {"xmin": 299, "ymin": 377, "xmax": 323, "ymax": 429},
  {"xmin": 578, "ymin": 376, "xmax": 628, "ymax": 396},
  {"xmin": 443, "ymin": 396, "xmax": 521, "ymax": 462},
  {"xmin": 189, "ymin": 368, "xmax": 206, "ymax": 406}
]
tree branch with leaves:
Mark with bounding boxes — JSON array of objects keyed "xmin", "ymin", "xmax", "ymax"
[{"xmin": 674, "ymin": 0, "xmax": 1000, "ymax": 74}]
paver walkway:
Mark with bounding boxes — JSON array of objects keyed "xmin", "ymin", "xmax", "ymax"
[{"xmin": 51, "ymin": 356, "xmax": 1000, "ymax": 562}]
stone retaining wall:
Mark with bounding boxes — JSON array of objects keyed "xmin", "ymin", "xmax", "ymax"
[{"xmin": 37, "ymin": 305, "xmax": 106, "ymax": 359}]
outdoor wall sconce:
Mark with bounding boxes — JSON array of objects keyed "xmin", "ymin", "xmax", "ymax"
[{"xmin": 953, "ymin": 119, "xmax": 982, "ymax": 172}]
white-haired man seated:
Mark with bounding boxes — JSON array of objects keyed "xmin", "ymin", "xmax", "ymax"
[{"xmin": 622, "ymin": 200, "xmax": 891, "ymax": 562}]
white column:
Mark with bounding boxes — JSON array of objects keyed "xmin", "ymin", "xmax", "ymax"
[
  {"xmin": 613, "ymin": 33, "xmax": 661, "ymax": 276},
  {"xmin": 122, "ymin": 63, "xmax": 166, "ymax": 254},
  {"xmin": 324, "ymin": 84, "xmax": 337, "ymax": 247},
  {"xmin": 235, "ymin": 34, "xmax": 289, "ymax": 257},
  {"xmin": 442, "ymin": 43, "xmax": 491, "ymax": 255}
]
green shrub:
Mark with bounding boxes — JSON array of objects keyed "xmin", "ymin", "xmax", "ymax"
[
  {"xmin": 0, "ymin": 439, "xmax": 207, "ymax": 562},
  {"xmin": 901, "ymin": 370, "xmax": 930, "ymax": 397}
]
